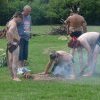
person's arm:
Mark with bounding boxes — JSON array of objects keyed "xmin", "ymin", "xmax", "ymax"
[
  {"xmin": 7, "ymin": 23, "xmax": 16, "ymax": 43},
  {"xmin": 82, "ymin": 18, "xmax": 87, "ymax": 33},
  {"xmin": 30, "ymin": 16, "xmax": 32, "ymax": 38},
  {"xmin": 30, "ymin": 16, "xmax": 32, "ymax": 31},
  {"xmin": 44, "ymin": 59, "xmax": 54, "ymax": 74},
  {"xmin": 64, "ymin": 17, "xmax": 70, "ymax": 35},
  {"xmin": 0, "ymin": 30, "xmax": 5, "ymax": 39}
]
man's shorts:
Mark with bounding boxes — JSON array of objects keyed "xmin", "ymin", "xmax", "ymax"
[
  {"xmin": 70, "ymin": 31, "xmax": 82, "ymax": 38},
  {"xmin": 7, "ymin": 39, "xmax": 19, "ymax": 53},
  {"xmin": 19, "ymin": 38, "xmax": 29, "ymax": 61}
]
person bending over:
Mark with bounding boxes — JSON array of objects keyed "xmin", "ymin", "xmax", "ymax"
[{"xmin": 44, "ymin": 50, "xmax": 75, "ymax": 79}]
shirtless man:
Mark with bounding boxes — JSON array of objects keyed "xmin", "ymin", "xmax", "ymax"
[
  {"xmin": 65, "ymin": 5, "xmax": 87, "ymax": 57},
  {"xmin": 77, "ymin": 32, "xmax": 100, "ymax": 76},
  {"xmin": 6, "ymin": 12, "xmax": 23, "ymax": 81},
  {"xmin": 44, "ymin": 50, "xmax": 75, "ymax": 79}
]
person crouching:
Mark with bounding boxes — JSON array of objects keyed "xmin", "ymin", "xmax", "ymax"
[{"xmin": 44, "ymin": 50, "xmax": 75, "ymax": 79}]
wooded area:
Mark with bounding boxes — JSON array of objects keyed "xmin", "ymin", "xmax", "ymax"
[{"xmin": 0, "ymin": 0, "xmax": 100, "ymax": 25}]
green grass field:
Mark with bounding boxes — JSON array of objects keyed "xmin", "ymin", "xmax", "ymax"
[{"xmin": 0, "ymin": 26, "xmax": 100, "ymax": 100}]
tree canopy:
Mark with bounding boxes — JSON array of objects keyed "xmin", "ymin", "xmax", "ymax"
[{"xmin": 0, "ymin": 0, "xmax": 100, "ymax": 25}]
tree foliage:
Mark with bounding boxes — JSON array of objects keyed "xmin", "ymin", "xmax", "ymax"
[{"xmin": 0, "ymin": 0, "xmax": 100, "ymax": 25}]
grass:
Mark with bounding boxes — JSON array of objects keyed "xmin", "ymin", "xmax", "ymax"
[{"xmin": 0, "ymin": 26, "xmax": 100, "ymax": 100}]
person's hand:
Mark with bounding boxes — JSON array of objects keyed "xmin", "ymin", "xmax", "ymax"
[
  {"xmin": 19, "ymin": 36, "xmax": 21, "ymax": 41},
  {"xmin": 39, "ymin": 72, "xmax": 46, "ymax": 75},
  {"xmin": 12, "ymin": 42, "xmax": 17, "ymax": 45},
  {"xmin": 39, "ymin": 72, "xmax": 49, "ymax": 76}
]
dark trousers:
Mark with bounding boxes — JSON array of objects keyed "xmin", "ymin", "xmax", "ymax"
[
  {"xmin": 70, "ymin": 31, "xmax": 82, "ymax": 38},
  {"xmin": 19, "ymin": 38, "xmax": 29, "ymax": 61}
]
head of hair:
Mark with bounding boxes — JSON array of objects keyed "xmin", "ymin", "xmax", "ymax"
[
  {"xmin": 49, "ymin": 50, "xmax": 58, "ymax": 60},
  {"xmin": 23, "ymin": 5, "xmax": 31, "ymax": 10},
  {"xmin": 13, "ymin": 11, "xmax": 23, "ymax": 19}
]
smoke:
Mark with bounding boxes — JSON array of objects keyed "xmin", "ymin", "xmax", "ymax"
[
  {"xmin": 50, "ymin": 48, "xmax": 100, "ymax": 84},
  {"xmin": 52, "ymin": 63, "xmax": 73, "ymax": 78},
  {"xmin": 68, "ymin": 48, "xmax": 100, "ymax": 85}
]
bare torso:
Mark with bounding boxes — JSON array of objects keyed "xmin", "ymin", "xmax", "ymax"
[
  {"xmin": 56, "ymin": 51, "xmax": 73, "ymax": 63},
  {"xmin": 78, "ymin": 32, "xmax": 100, "ymax": 46},
  {"xmin": 77, "ymin": 32, "xmax": 100, "ymax": 76},
  {"xmin": 69, "ymin": 14, "xmax": 84, "ymax": 27},
  {"xmin": 65, "ymin": 13, "xmax": 87, "ymax": 33},
  {"xmin": 6, "ymin": 20, "xmax": 20, "ymax": 42},
  {"xmin": 52, "ymin": 51, "xmax": 74, "ymax": 78}
]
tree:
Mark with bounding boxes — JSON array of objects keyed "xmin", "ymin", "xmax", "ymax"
[{"xmin": 0, "ymin": 0, "xmax": 100, "ymax": 25}]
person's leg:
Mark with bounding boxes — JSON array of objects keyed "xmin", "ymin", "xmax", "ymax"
[
  {"xmin": 18, "ymin": 39, "xmax": 29, "ymax": 74},
  {"xmin": 19, "ymin": 38, "xmax": 25, "ymax": 67},
  {"xmin": 8, "ymin": 51, "xmax": 13, "ymax": 78},
  {"xmin": 77, "ymin": 47, "xmax": 84, "ymax": 72},
  {"xmin": 70, "ymin": 48, "xmax": 76, "ymax": 62},
  {"xmin": 79, "ymin": 39, "xmax": 93, "ymax": 76},
  {"xmin": 24, "ymin": 40, "xmax": 28, "ymax": 61},
  {"xmin": 68, "ymin": 61, "xmax": 75, "ymax": 79},
  {"xmin": 90, "ymin": 45, "xmax": 100, "ymax": 74},
  {"xmin": 12, "ymin": 47, "xmax": 21, "ymax": 81},
  {"xmin": 23, "ymin": 40, "xmax": 29, "ymax": 66}
]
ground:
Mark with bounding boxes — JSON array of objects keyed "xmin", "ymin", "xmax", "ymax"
[{"xmin": 0, "ymin": 26, "xmax": 100, "ymax": 100}]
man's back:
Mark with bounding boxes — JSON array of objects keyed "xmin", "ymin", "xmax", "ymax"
[
  {"xmin": 69, "ymin": 14, "xmax": 84, "ymax": 28},
  {"xmin": 6, "ymin": 20, "xmax": 20, "ymax": 42},
  {"xmin": 56, "ymin": 51, "xmax": 73, "ymax": 63},
  {"xmin": 65, "ymin": 13, "xmax": 87, "ymax": 33}
]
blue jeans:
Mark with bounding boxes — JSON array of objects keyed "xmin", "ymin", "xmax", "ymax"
[{"xmin": 19, "ymin": 38, "xmax": 29, "ymax": 61}]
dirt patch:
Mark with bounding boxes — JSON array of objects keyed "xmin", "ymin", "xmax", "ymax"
[
  {"xmin": 32, "ymin": 73, "xmax": 75, "ymax": 81},
  {"xmin": 33, "ymin": 73, "xmax": 57, "ymax": 81}
]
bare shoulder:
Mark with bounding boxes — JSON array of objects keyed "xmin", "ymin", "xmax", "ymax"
[
  {"xmin": 66, "ymin": 16, "xmax": 72, "ymax": 21},
  {"xmin": 8, "ymin": 20, "xmax": 16, "ymax": 27},
  {"xmin": 57, "ymin": 50, "xmax": 72, "ymax": 57},
  {"xmin": 57, "ymin": 50, "xmax": 66, "ymax": 54},
  {"xmin": 79, "ymin": 15, "xmax": 85, "ymax": 20},
  {"xmin": 84, "ymin": 32, "xmax": 99, "ymax": 34},
  {"xmin": 7, "ymin": 20, "xmax": 17, "ymax": 33},
  {"xmin": 78, "ymin": 32, "xmax": 100, "ymax": 40}
]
